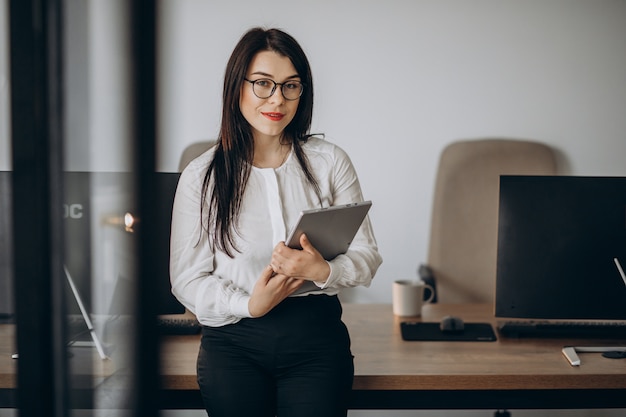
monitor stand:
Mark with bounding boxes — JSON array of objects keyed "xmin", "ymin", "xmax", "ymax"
[
  {"xmin": 64, "ymin": 265, "xmax": 108, "ymax": 360},
  {"xmin": 12, "ymin": 266, "xmax": 109, "ymax": 361}
]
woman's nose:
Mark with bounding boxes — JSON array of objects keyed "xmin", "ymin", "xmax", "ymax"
[{"xmin": 268, "ymin": 86, "xmax": 285, "ymax": 104}]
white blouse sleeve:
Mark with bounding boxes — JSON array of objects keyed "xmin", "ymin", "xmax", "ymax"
[
  {"xmin": 169, "ymin": 158, "xmax": 252, "ymax": 327},
  {"xmin": 319, "ymin": 145, "xmax": 383, "ymax": 290}
]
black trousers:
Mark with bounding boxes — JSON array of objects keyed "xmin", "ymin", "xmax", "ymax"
[{"xmin": 197, "ymin": 294, "xmax": 354, "ymax": 417}]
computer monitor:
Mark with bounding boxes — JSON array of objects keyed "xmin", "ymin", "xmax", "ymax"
[
  {"xmin": 64, "ymin": 172, "xmax": 95, "ymax": 315},
  {"xmin": 85, "ymin": 171, "xmax": 185, "ymax": 317},
  {"xmin": 0, "ymin": 171, "xmax": 93, "ymax": 318},
  {"xmin": 0, "ymin": 171, "xmax": 185, "ymax": 321},
  {"xmin": 495, "ymin": 175, "xmax": 626, "ymax": 320},
  {"xmin": 100, "ymin": 171, "xmax": 185, "ymax": 316}
]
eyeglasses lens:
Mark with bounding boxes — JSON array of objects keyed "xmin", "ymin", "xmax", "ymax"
[{"xmin": 252, "ymin": 79, "xmax": 302, "ymax": 100}]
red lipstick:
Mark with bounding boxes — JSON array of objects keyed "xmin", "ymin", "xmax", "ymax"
[{"xmin": 262, "ymin": 112, "xmax": 284, "ymax": 121}]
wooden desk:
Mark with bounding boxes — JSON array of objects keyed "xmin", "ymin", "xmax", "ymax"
[
  {"xmin": 0, "ymin": 323, "xmax": 117, "ymax": 409},
  {"xmin": 159, "ymin": 303, "xmax": 626, "ymax": 410},
  {"xmin": 3, "ymin": 304, "xmax": 626, "ymax": 410}
]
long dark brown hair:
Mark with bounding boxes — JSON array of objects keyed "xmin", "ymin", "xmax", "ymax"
[{"xmin": 201, "ymin": 27, "xmax": 321, "ymax": 257}]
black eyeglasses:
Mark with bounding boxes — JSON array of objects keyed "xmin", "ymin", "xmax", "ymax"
[{"xmin": 244, "ymin": 78, "xmax": 304, "ymax": 101}]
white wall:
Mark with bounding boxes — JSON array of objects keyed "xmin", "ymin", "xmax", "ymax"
[
  {"xmin": 0, "ymin": 0, "xmax": 132, "ymax": 172},
  {"xmin": 157, "ymin": 0, "xmax": 626, "ymax": 304},
  {"xmin": 65, "ymin": 0, "xmax": 132, "ymax": 172}
]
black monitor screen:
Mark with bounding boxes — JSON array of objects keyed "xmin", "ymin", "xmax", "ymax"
[
  {"xmin": 102, "ymin": 172, "xmax": 185, "ymax": 316},
  {"xmin": 0, "ymin": 171, "xmax": 185, "ymax": 318},
  {"xmin": 496, "ymin": 175, "xmax": 626, "ymax": 320}
]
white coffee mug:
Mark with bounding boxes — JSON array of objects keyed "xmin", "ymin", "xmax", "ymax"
[{"xmin": 392, "ymin": 280, "xmax": 435, "ymax": 317}]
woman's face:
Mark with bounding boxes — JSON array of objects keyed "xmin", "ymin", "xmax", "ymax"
[{"xmin": 240, "ymin": 50, "xmax": 301, "ymax": 142}]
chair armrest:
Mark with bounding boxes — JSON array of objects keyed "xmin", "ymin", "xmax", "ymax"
[{"xmin": 418, "ymin": 263, "xmax": 438, "ymax": 303}]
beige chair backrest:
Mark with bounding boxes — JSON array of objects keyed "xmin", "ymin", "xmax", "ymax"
[
  {"xmin": 426, "ymin": 138, "xmax": 558, "ymax": 304},
  {"xmin": 178, "ymin": 140, "xmax": 217, "ymax": 172}
]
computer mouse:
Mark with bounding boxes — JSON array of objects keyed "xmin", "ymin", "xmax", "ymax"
[{"xmin": 440, "ymin": 315, "xmax": 465, "ymax": 333}]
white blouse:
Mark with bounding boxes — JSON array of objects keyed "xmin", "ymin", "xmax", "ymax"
[{"xmin": 169, "ymin": 136, "xmax": 382, "ymax": 327}]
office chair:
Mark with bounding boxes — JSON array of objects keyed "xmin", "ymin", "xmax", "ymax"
[
  {"xmin": 178, "ymin": 140, "xmax": 217, "ymax": 172},
  {"xmin": 419, "ymin": 138, "xmax": 558, "ymax": 304},
  {"xmin": 420, "ymin": 139, "xmax": 558, "ymax": 417}
]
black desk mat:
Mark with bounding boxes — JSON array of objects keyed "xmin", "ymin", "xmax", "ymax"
[{"xmin": 400, "ymin": 322, "xmax": 497, "ymax": 341}]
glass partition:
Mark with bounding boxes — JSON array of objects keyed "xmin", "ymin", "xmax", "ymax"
[
  {"xmin": 63, "ymin": 0, "xmax": 137, "ymax": 412},
  {"xmin": 4, "ymin": 0, "xmax": 157, "ymax": 415},
  {"xmin": 0, "ymin": 0, "xmax": 12, "ymax": 325}
]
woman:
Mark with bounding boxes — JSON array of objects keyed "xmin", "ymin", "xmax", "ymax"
[{"xmin": 170, "ymin": 27, "xmax": 382, "ymax": 417}]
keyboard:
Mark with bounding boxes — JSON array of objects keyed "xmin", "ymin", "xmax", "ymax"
[
  {"xmin": 66, "ymin": 314, "xmax": 201, "ymax": 338},
  {"xmin": 498, "ymin": 320, "xmax": 626, "ymax": 339},
  {"xmin": 157, "ymin": 317, "xmax": 202, "ymax": 335}
]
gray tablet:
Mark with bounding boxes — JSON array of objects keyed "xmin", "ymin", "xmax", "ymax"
[{"xmin": 285, "ymin": 201, "xmax": 372, "ymax": 260}]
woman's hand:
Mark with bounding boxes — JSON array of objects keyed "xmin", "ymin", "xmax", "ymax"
[
  {"xmin": 270, "ymin": 234, "xmax": 331, "ymax": 284},
  {"xmin": 248, "ymin": 265, "xmax": 305, "ymax": 318}
]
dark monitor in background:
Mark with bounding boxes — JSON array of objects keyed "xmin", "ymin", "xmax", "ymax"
[
  {"xmin": 0, "ymin": 171, "xmax": 93, "ymax": 319},
  {"xmin": 0, "ymin": 171, "xmax": 185, "ymax": 321},
  {"xmin": 495, "ymin": 175, "xmax": 626, "ymax": 320},
  {"xmin": 83, "ymin": 171, "xmax": 185, "ymax": 317},
  {"xmin": 64, "ymin": 172, "xmax": 94, "ymax": 315},
  {"xmin": 151, "ymin": 172, "xmax": 185, "ymax": 315},
  {"xmin": 104, "ymin": 171, "xmax": 185, "ymax": 316}
]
